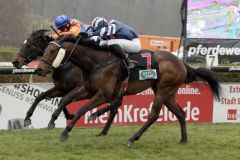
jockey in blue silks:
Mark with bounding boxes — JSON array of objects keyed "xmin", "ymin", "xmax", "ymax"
[
  {"xmin": 50, "ymin": 14, "xmax": 91, "ymax": 40},
  {"xmin": 82, "ymin": 17, "xmax": 141, "ymax": 69}
]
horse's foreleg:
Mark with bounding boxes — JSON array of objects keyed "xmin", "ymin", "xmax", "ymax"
[
  {"xmin": 62, "ymin": 108, "xmax": 75, "ymax": 120},
  {"xmin": 60, "ymin": 90, "xmax": 108, "ymax": 142},
  {"xmin": 48, "ymin": 86, "xmax": 90, "ymax": 130},
  {"xmin": 127, "ymin": 94, "xmax": 165, "ymax": 147},
  {"xmin": 165, "ymin": 97, "xmax": 187, "ymax": 144},
  {"xmin": 88, "ymin": 104, "xmax": 113, "ymax": 121},
  {"xmin": 96, "ymin": 98, "xmax": 122, "ymax": 136},
  {"xmin": 97, "ymin": 107, "xmax": 119, "ymax": 136},
  {"xmin": 89, "ymin": 81, "xmax": 123, "ymax": 135},
  {"xmin": 24, "ymin": 86, "xmax": 62, "ymax": 127},
  {"xmin": 88, "ymin": 98, "xmax": 122, "ymax": 121}
]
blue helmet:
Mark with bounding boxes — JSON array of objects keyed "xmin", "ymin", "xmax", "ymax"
[
  {"xmin": 91, "ymin": 17, "xmax": 108, "ymax": 30},
  {"xmin": 55, "ymin": 14, "xmax": 70, "ymax": 28}
]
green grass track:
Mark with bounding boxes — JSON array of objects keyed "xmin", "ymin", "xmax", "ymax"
[{"xmin": 0, "ymin": 123, "xmax": 240, "ymax": 160}]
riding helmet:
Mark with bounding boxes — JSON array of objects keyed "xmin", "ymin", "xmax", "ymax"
[
  {"xmin": 91, "ymin": 17, "xmax": 108, "ymax": 30},
  {"xmin": 55, "ymin": 14, "xmax": 70, "ymax": 28}
]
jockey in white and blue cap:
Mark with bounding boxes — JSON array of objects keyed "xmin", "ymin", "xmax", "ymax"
[{"xmin": 86, "ymin": 17, "xmax": 141, "ymax": 69}]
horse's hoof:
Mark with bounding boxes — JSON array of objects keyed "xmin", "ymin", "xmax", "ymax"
[
  {"xmin": 47, "ymin": 122, "xmax": 55, "ymax": 130},
  {"xmin": 96, "ymin": 132, "xmax": 107, "ymax": 137},
  {"xmin": 60, "ymin": 132, "xmax": 68, "ymax": 142},
  {"xmin": 179, "ymin": 140, "xmax": 187, "ymax": 144},
  {"xmin": 126, "ymin": 140, "xmax": 134, "ymax": 147},
  {"xmin": 88, "ymin": 114, "xmax": 97, "ymax": 121},
  {"xmin": 67, "ymin": 114, "xmax": 75, "ymax": 120},
  {"xmin": 24, "ymin": 119, "xmax": 31, "ymax": 127}
]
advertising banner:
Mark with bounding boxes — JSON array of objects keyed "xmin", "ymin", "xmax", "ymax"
[
  {"xmin": 184, "ymin": 0, "xmax": 240, "ymax": 63},
  {"xmin": 2, "ymin": 82, "xmax": 233, "ymax": 130},
  {"xmin": 0, "ymin": 84, "xmax": 66, "ymax": 129},
  {"xmin": 67, "ymin": 83, "xmax": 214, "ymax": 127},
  {"xmin": 213, "ymin": 83, "xmax": 240, "ymax": 123},
  {"xmin": 184, "ymin": 39, "xmax": 240, "ymax": 63}
]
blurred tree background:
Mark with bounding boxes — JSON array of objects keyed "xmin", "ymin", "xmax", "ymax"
[{"xmin": 0, "ymin": 0, "xmax": 183, "ymax": 47}]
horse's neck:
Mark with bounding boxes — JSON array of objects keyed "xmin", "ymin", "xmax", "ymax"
[
  {"xmin": 69, "ymin": 44, "xmax": 99, "ymax": 71},
  {"xmin": 67, "ymin": 43, "xmax": 113, "ymax": 72},
  {"xmin": 41, "ymin": 40, "xmax": 49, "ymax": 49}
]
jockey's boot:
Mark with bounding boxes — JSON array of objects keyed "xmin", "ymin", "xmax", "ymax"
[{"xmin": 109, "ymin": 44, "xmax": 135, "ymax": 69}]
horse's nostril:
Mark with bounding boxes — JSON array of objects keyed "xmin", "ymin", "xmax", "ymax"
[
  {"xmin": 35, "ymin": 68, "xmax": 43, "ymax": 76},
  {"xmin": 12, "ymin": 61, "xmax": 20, "ymax": 68},
  {"xmin": 12, "ymin": 60, "xmax": 18, "ymax": 65}
]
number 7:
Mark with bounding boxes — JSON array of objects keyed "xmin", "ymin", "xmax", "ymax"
[{"xmin": 141, "ymin": 53, "xmax": 152, "ymax": 69}]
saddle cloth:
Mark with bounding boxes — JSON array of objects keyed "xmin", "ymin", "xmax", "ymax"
[{"xmin": 128, "ymin": 50, "xmax": 160, "ymax": 82}]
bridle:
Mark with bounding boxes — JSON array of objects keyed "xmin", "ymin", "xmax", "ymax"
[
  {"xmin": 18, "ymin": 37, "xmax": 45, "ymax": 63},
  {"xmin": 40, "ymin": 38, "xmax": 120, "ymax": 74},
  {"xmin": 39, "ymin": 41, "xmax": 63, "ymax": 71}
]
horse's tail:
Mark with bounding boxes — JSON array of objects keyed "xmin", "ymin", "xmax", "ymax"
[{"xmin": 184, "ymin": 63, "xmax": 222, "ymax": 100}]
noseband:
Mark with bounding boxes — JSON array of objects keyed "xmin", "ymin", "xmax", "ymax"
[{"xmin": 39, "ymin": 41, "xmax": 63, "ymax": 70}]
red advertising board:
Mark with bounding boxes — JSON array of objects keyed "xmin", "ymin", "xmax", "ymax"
[{"xmin": 67, "ymin": 83, "xmax": 213, "ymax": 127}]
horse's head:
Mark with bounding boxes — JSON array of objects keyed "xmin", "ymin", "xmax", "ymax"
[
  {"xmin": 36, "ymin": 35, "xmax": 69, "ymax": 76},
  {"xmin": 12, "ymin": 29, "xmax": 50, "ymax": 69}
]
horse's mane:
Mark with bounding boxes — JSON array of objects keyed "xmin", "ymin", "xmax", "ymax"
[
  {"xmin": 64, "ymin": 36, "xmax": 108, "ymax": 51},
  {"xmin": 30, "ymin": 29, "xmax": 50, "ymax": 38}
]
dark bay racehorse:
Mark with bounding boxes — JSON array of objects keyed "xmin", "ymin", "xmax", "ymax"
[
  {"xmin": 12, "ymin": 29, "xmax": 125, "ymax": 135},
  {"xmin": 12, "ymin": 29, "xmax": 133, "ymax": 135},
  {"xmin": 36, "ymin": 35, "xmax": 221, "ymax": 146},
  {"xmin": 12, "ymin": 29, "xmax": 81, "ymax": 126}
]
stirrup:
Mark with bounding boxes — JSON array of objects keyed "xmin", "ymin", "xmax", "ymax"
[
  {"xmin": 128, "ymin": 61, "xmax": 135, "ymax": 69},
  {"xmin": 124, "ymin": 58, "xmax": 135, "ymax": 69}
]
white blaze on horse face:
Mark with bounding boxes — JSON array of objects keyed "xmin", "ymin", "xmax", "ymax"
[{"xmin": 52, "ymin": 48, "xmax": 66, "ymax": 68}]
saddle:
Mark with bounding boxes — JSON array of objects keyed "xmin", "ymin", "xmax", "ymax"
[
  {"xmin": 127, "ymin": 50, "xmax": 160, "ymax": 82},
  {"xmin": 72, "ymin": 37, "xmax": 160, "ymax": 82}
]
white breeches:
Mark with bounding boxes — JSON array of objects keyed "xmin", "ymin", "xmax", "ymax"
[{"xmin": 100, "ymin": 38, "xmax": 141, "ymax": 53}]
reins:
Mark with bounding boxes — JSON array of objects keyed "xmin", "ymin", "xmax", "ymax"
[
  {"xmin": 91, "ymin": 59, "xmax": 119, "ymax": 72},
  {"xmin": 65, "ymin": 26, "xmax": 93, "ymax": 63},
  {"xmin": 65, "ymin": 35, "xmax": 82, "ymax": 63},
  {"xmin": 47, "ymin": 26, "xmax": 120, "ymax": 71}
]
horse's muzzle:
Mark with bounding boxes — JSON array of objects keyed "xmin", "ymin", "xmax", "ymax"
[
  {"xmin": 12, "ymin": 60, "xmax": 21, "ymax": 69},
  {"xmin": 35, "ymin": 68, "xmax": 47, "ymax": 77}
]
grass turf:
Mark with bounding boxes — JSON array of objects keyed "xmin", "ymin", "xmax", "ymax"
[{"xmin": 0, "ymin": 123, "xmax": 240, "ymax": 160}]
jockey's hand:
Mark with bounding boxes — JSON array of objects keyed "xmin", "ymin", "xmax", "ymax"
[
  {"xmin": 79, "ymin": 32, "xmax": 91, "ymax": 38},
  {"xmin": 89, "ymin": 26, "xmax": 97, "ymax": 31}
]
